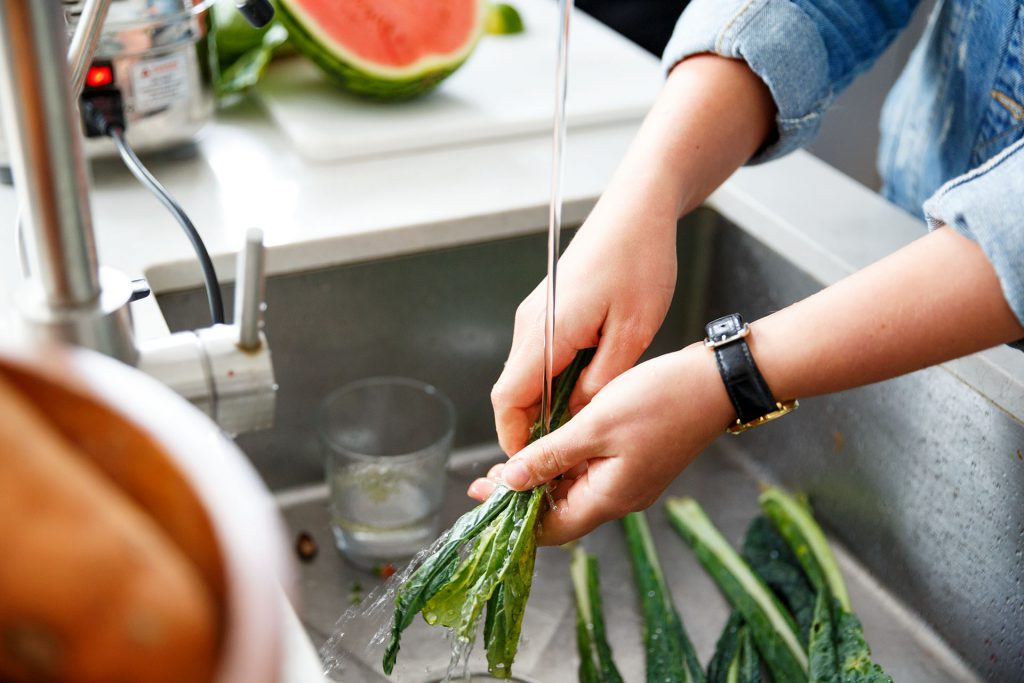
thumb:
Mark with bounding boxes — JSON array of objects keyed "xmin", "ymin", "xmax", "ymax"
[
  {"xmin": 534, "ymin": 473, "xmax": 615, "ymax": 546},
  {"xmin": 500, "ymin": 422, "xmax": 591, "ymax": 491}
]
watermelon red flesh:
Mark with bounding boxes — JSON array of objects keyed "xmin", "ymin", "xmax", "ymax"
[{"xmin": 277, "ymin": 0, "xmax": 485, "ymax": 100}]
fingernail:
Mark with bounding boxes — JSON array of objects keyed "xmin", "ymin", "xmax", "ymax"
[
  {"xmin": 468, "ymin": 479, "xmax": 495, "ymax": 498},
  {"xmin": 503, "ymin": 460, "xmax": 530, "ymax": 489}
]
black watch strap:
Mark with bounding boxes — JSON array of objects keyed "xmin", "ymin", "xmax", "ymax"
[{"xmin": 704, "ymin": 313, "xmax": 780, "ymax": 426}]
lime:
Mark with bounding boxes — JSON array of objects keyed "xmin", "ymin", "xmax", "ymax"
[{"xmin": 485, "ymin": 2, "xmax": 525, "ymax": 35}]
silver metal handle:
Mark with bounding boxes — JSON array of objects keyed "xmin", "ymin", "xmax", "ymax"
[
  {"xmin": 0, "ymin": 0, "xmax": 101, "ymax": 308},
  {"xmin": 234, "ymin": 228, "xmax": 266, "ymax": 350},
  {"xmin": 67, "ymin": 0, "xmax": 112, "ymax": 97},
  {"xmin": 12, "ymin": 0, "xmax": 112, "ymax": 281}
]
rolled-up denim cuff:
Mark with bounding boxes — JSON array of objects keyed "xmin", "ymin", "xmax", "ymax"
[
  {"xmin": 923, "ymin": 136, "xmax": 1024, "ymax": 351},
  {"xmin": 662, "ymin": 0, "xmax": 834, "ymax": 164}
]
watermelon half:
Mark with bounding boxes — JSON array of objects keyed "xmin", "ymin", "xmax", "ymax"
[{"xmin": 277, "ymin": 0, "xmax": 486, "ymax": 100}]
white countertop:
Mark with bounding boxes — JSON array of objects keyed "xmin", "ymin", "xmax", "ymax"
[{"xmin": 0, "ymin": 0, "xmax": 664, "ymax": 303}]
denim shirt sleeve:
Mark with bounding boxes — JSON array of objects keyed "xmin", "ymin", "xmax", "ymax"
[
  {"xmin": 923, "ymin": 136, "xmax": 1024, "ymax": 350},
  {"xmin": 663, "ymin": 0, "xmax": 919, "ymax": 163}
]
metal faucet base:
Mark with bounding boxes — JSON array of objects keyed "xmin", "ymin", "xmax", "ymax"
[{"xmin": 14, "ymin": 266, "xmax": 136, "ymax": 364}]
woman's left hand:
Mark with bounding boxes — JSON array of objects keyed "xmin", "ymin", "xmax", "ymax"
[{"xmin": 468, "ymin": 343, "xmax": 734, "ymax": 546}]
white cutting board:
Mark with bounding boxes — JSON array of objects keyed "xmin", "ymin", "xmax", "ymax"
[{"xmin": 256, "ymin": 0, "xmax": 663, "ymax": 162}]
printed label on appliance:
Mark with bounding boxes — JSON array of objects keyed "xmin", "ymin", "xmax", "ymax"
[{"xmin": 132, "ymin": 55, "xmax": 189, "ymax": 113}]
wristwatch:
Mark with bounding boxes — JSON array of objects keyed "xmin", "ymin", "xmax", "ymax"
[{"xmin": 704, "ymin": 313, "xmax": 797, "ymax": 434}]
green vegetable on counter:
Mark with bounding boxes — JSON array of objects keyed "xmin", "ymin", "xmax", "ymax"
[
  {"xmin": 571, "ymin": 547, "xmax": 624, "ymax": 683},
  {"xmin": 486, "ymin": 2, "xmax": 526, "ymax": 35},
  {"xmin": 383, "ymin": 348, "xmax": 596, "ymax": 678},
  {"xmin": 217, "ymin": 23, "xmax": 289, "ymax": 96},
  {"xmin": 212, "ymin": 0, "xmax": 291, "ymax": 97},
  {"xmin": 213, "ymin": 0, "xmax": 275, "ymax": 65},
  {"xmin": 666, "ymin": 498, "xmax": 808, "ymax": 682},
  {"xmin": 622, "ymin": 511, "xmax": 706, "ymax": 683}
]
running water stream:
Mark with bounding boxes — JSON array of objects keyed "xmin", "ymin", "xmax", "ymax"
[
  {"xmin": 319, "ymin": 2, "xmax": 575, "ymax": 679},
  {"xmin": 540, "ymin": 0, "xmax": 575, "ymax": 436}
]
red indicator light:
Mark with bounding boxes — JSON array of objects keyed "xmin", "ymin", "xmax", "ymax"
[{"xmin": 85, "ymin": 65, "xmax": 114, "ymax": 88}]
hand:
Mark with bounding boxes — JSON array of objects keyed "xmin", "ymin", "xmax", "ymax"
[
  {"xmin": 473, "ymin": 344, "xmax": 735, "ymax": 545},
  {"xmin": 489, "ymin": 193, "xmax": 679, "ymax": 457},
  {"xmin": 473, "ymin": 225, "xmax": 1024, "ymax": 546},
  {"xmin": 490, "ymin": 55, "xmax": 778, "ymax": 458}
]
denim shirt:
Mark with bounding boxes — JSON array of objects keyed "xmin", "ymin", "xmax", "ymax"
[{"xmin": 664, "ymin": 0, "xmax": 1024, "ymax": 338}]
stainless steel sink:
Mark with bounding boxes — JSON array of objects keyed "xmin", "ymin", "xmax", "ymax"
[
  {"xmin": 273, "ymin": 444, "xmax": 977, "ymax": 683},
  {"xmin": 157, "ymin": 208, "xmax": 1023, "ymax": 682}
]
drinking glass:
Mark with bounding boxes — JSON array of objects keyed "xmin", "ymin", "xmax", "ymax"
[{"xmin": 317, "ymin": 377, "xmax": 455, "ymax": 569}]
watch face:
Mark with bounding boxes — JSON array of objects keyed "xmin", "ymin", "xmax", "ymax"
[
  {"xmin": 705, "ymin": 314, "xmax": 748, "ymax": 347},
  {"xmin": 709, "ymin": 319, "xmax": 735, "ymax": 340}
]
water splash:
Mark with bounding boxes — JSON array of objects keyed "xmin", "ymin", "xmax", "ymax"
[
  {"xmin": 444, "ymin": 631, "xmax": 476, "ymax": 682},
  {"xmin": 319, "ymin": 529, "xmax": 452, "ymax": 677}
]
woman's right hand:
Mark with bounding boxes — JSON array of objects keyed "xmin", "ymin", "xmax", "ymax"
[
  {"xmin": 490, "ymin": 54, "xmax": 779, "ymax": 457},
  {"xmin": 490, "ymin": 186, "xmax": 680, "ymax": 456}
]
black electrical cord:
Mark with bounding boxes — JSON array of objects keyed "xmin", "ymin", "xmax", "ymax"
[
  {"xmin": 109, "ymin": 128, "xmax": 226, "ymax": 326},
  {"xmin": 81, "ymin": 99, "xmax": 226, "ymax": 325}
]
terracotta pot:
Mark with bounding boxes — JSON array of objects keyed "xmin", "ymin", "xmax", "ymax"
[{"xmin": 0, "ymin": 342, "xmax": 292, "ymax": 683}]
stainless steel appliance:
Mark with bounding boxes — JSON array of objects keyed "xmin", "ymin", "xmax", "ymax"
[
  {"xmin": 66, "ymin": 0, "xmax": 216, "ymax": 155},
  {"xmin": 0, "ymin": 0, "xmax": 214, "ymax": 179}
]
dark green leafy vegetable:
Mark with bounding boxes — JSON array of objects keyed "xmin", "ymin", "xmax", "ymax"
[
  {"xmin": 835, "ymin": 609, "xmax": 892, "ymax": 683},
  {"xmin": 383, "ymin": 348, "xmax": 596, "ymax": 678},
  {"xmin": 734, "ymin": 625, "xmax": 761, "ymax": 683},
  {"xmin": 382, "ymin": 484, "xmax": 517, "ymax": 673},
  {"xmin": 622, "ymin": 511, "xmax": 705, "ymax": 683},
  {"xmin": 709, "ymin": 515, "xmax": 815, "ymax": 682},
  {"xmin": 808, "ymin": 590, "xmax": 839, "ymax": 683},
  {"xmin": 571, "ymin": 547, "xmax": 624, "ymax": 683},
  {"xmin": 758, "ymin": 488, "xmax": 849, "ymax": 611},
  {"xmin": 758, "ymin": 487, "xmax": 893, "ymax": 683},
  {"xmin": 707, "ymin": 611, "xmax": 743, "ymax": 683},
  {"xmin": 707, "ymin": 615, "xmax": 763, "ymax": 683},
  {"xmin": 741, "ymin": 515, "xmax": 816, "ymax": 642},
  {"xmin": 480, "ymin": 486, "xmax": 544, "ymax": 677},
  {"xmin": 665, "ymin": 497, "xmax": 807, "ymax": 682}
]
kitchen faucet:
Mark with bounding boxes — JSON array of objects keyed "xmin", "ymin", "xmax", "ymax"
[{"xmin": 0, "ymin": 0, "xmax": 277, "ymax": 434}]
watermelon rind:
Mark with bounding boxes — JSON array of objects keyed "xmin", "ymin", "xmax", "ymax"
[{"xmin": 276, "ymin": 0, "xmax": 486, "ymax": 100}]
